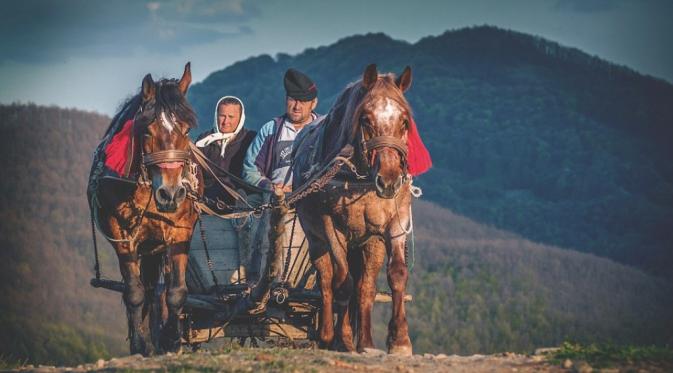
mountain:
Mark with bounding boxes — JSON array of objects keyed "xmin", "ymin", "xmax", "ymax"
[
  {"xmin": 1, "ymin": 103, "xmax": 671, "ymax": 365},
  {"xmin": 188, "ymin": 26, "xmax": 673, "ymax": 279}
]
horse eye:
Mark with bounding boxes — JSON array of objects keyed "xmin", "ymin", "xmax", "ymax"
[{"xmin": 403, "ymin": 119, "xmax": 409, "ymax": 130}]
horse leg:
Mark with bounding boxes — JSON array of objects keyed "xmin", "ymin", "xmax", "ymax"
[
  {"xmin": 140, "ymin": 253, "xmax": 164, "ymax": 351},
  {"xmin": 357, "ymin": 236, "xmax": 386, "ymax": 352},
  {"xmin": 311, "ymin": 247, "xmax": 335, "ymax": 348},
  {"xmin": 159, "ymin": 242, "xmax": 189, "ymax": 353},
  {"xmin": 118, "ymin": 252, "xmax": 154, "ymax": 356},
  {"xmin": 322, "ymin": 215, "xmax": 355, "ymax": 352},
  {"xmin": 386, "ymin": 237, "xmax": 412, "ymax": 356}
]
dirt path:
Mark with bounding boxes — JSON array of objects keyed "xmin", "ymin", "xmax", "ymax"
[{"xmin": 12, "ymin": 347, "xmax": 569, "ymax": 372}]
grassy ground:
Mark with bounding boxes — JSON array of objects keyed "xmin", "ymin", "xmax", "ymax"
[{"xmin": 549, "ymin": 341, "xmax": 673, "ymax": 370}]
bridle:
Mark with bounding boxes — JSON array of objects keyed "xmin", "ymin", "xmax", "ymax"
[
  {"xmin": 139, "ymin": 110, "xmax": 193, "ymax": 180},
  {"xmin": 358, "ymin": 118, "xmax": 409, "ymax": 178},
  {"xmin": 143, "ymin": 149, "xmax": 191, "ymax": 168}
]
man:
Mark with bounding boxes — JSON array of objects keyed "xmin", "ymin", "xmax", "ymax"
[
  {"xmin": 241, "ymin": 69, "xmax": 322, "ymax": 308},
  {"xmin": 243, "ymin": 69, "xmax": 322, "ymax": 192},
  {"xmin": 196, "ymin": 95, "xmax": 256, "ymax": 208}
]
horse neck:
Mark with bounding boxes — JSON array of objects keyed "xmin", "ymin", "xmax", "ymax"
[{"xmin": 320, "ymin": 85, "xmax": 365, "ymax": 164}]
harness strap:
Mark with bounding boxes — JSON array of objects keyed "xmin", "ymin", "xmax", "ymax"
[
  {"xmin": 143, "ymin": 149, "xmax": 191, "ymax": 166},
  {"xmin": 189, "ymin": 142, "xmax": 255, "ymax": 208},
  {"xmin": 90, "ymin": 208, "xmax": 101, "ymax": 281},
  {"xmin": 365, "ymin": 135, "xmax": 408, "ymax": 156}
]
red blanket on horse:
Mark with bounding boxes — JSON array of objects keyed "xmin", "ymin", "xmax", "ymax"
[
  {"xmin": 407, "ymin": 117, "xmax": 431, "ymax": 176},
  {"xmin": 104, "ymin": 119, "xmax": 136, "ymax": 178}
]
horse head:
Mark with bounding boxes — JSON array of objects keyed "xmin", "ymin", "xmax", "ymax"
[
  {"xmin": 138, "ymin": 63, "xmax": 197, "ymax": 212},
  {"xmin": 356, "ymin": 64, "xmax": 413, "ymax": 199}
]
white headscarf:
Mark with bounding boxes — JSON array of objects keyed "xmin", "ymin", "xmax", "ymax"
[{"xmin": 195, "ymin": 95, "xmax": 246, "ymax": 157}]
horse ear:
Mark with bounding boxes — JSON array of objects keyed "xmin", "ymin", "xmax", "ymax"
[
  {"xmin": 178, "ymin": 62, "xmax": 192, "ymax": 94},
  {"xmin": 362, "ymin": 64, "xmax": 378, "ymax": 90},
  {"xmin": 396, "ymin": 66, "xmax": 412, "ymax": 92},
  {"xmin": 142, "ymin": 74, "xmax": 155, "ymax": 102}
]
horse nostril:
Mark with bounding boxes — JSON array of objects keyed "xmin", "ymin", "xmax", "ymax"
[
  {"xmin": 175, "ymin": 186, "xmax": 186, "ymax": 201},
  {"xmin": 156, "ymin": 186, "xmax": 171, "ymax": 204},
  {"xmin": 394, "ymin": 176, "xmax": 403, "ymax": 189},
  {"xmin": 375, "ymin": 175, "xmax": 385, "ymax": 191}
]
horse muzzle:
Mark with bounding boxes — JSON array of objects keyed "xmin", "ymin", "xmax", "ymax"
[
  {"xmin": 375, "ymin": 174, "xmax": 404, "ymax": 199},
  {"xmin": 154, "ymin": 184, "xmax": 187, "ymax": 212}
]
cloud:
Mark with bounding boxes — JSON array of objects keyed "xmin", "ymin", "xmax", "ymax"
[
  {"xmin": 553, "ymin": 0, "xmax": 624, "ymax": 13},
  {"xmin": 0, "ymin": 0, "xmax": 261, "ymax": 64}
]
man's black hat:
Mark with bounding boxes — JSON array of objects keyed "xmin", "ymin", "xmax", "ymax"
[{"xmin": 284, "ymin": 68, "xmax": 317, "ymax": 101}]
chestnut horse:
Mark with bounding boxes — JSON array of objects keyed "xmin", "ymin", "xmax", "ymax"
[
  {"xmin": 294, "ymin": 64, "xmax": 414, "ymax": 355},
  {"xmin": 88, "ymin": 63, "xmax": 202, "ymax": 355}
]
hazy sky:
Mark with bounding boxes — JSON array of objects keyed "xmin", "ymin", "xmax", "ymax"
[{"xmin": 1, "ymin": 0, "xmax": 672, "ymax": 115}]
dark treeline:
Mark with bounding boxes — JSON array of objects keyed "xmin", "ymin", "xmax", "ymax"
[
  {"xmin": 0, "ymin": 104, "xmax": 126, "ymax": 366},
  {"xmin": 373, "ymin": 202, "xmax": 673, "ymax": 354},
  {"xmin": 188, "ymin": 25, "xmax": 673, "ymax": 279},
  {"xmin": 1, "ymin": 103, "xmax": 671, "ymax": 365}
]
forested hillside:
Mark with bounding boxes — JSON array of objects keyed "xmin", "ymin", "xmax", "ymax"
[
  {"xmin": 0, "ymin": 104, "xmax": 126, "ymax": 366},
  {"xmin": 1, "ymin": 103, "xmax": 671, "ymax": 366},
  {"xmin": 188, "ymin": 26, "xmax": 673, "ymax": 279},
  {"xmin": 374, "ymin": 202, "xmax": 673, "ymax": 354}
]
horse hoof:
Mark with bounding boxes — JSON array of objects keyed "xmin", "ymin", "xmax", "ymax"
[
  {"xmin": 338, "ymin": 340, "xmax": 356, "ymax": 353},
  {"xmin": 388, "ymin": 345, "xmax": 413, "ymax": 356},
  {"xmin": 159, "ymin": 333, "xmax": 181, "ymax": 353}
]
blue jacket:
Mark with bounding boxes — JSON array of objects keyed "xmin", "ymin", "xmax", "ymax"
[{"xmin": 243, "ymin": 113, "xmax": 322, "ymax": 189}]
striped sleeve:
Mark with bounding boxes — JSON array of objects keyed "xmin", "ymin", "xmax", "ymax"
[{"xmin": 242, "ymin": 120, "xmax": 275, "ymax": 189}]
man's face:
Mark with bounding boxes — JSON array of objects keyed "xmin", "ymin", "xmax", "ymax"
[
  {"xmin": 217, "ymin": 103, "xmax": 241, "ymax": 133},
  {"xmin": 285, "ymin": 96, "xmax": 317, "ymax": 125}
]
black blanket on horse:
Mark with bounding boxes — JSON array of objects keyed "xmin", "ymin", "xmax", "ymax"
[{"xmin": 291, "ymin": 117, "xmax": 329, "ymax": 188}]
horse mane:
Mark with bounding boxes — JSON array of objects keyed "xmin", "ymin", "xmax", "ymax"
[
  {"xmin": 321, "ymin": 73, "xmax": 411, "ymax": 162},
  {"xmin": 153, "ymin": 79, "xmax": 198, "ymax": 130},
  {"xmin": 103, "ymin": 94, "xmax": 142, "ymax": 138},
  {"xmin": 103, "ymin": 78, "xmax": 197, "ymax": 138}
]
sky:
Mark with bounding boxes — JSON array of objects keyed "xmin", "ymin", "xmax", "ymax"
[{"xmin": 1, "ymin": 0, "xmax": 672, "ymax": 115}]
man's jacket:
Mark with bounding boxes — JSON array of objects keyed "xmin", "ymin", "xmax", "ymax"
[{"xmin": 243, "ymin": 113, "xmax": 322, "ymax": 190}]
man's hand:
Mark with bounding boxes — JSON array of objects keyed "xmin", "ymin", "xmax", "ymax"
[{"xmin": 273, "ymin": 183, "xmax": 292, "ymax": 193}]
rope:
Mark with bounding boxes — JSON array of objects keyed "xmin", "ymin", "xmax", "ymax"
[
  {"xmin": 407, "ymin": 208, "xmax": 416, "ymax": 271},
  {"xmin": 394, "ymin": 181, "xmax": 421, "ymax": 272}
]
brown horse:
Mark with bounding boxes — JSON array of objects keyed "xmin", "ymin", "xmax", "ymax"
[
  {"xmin": 294, "ymin": 64, "xmax": 414, "ymax": 355},
  {"xmin": 88, "ymin": 63, "xmax": 202, "ymax": 356}
]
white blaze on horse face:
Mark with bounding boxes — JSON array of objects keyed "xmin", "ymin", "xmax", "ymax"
[
  {"xmin": 160, "ymin": 111, "xmax": 174, "ymax": 133},
  {"xmin": 372, "ymin": 98, "xmax": 402, "ymax": 133}
]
